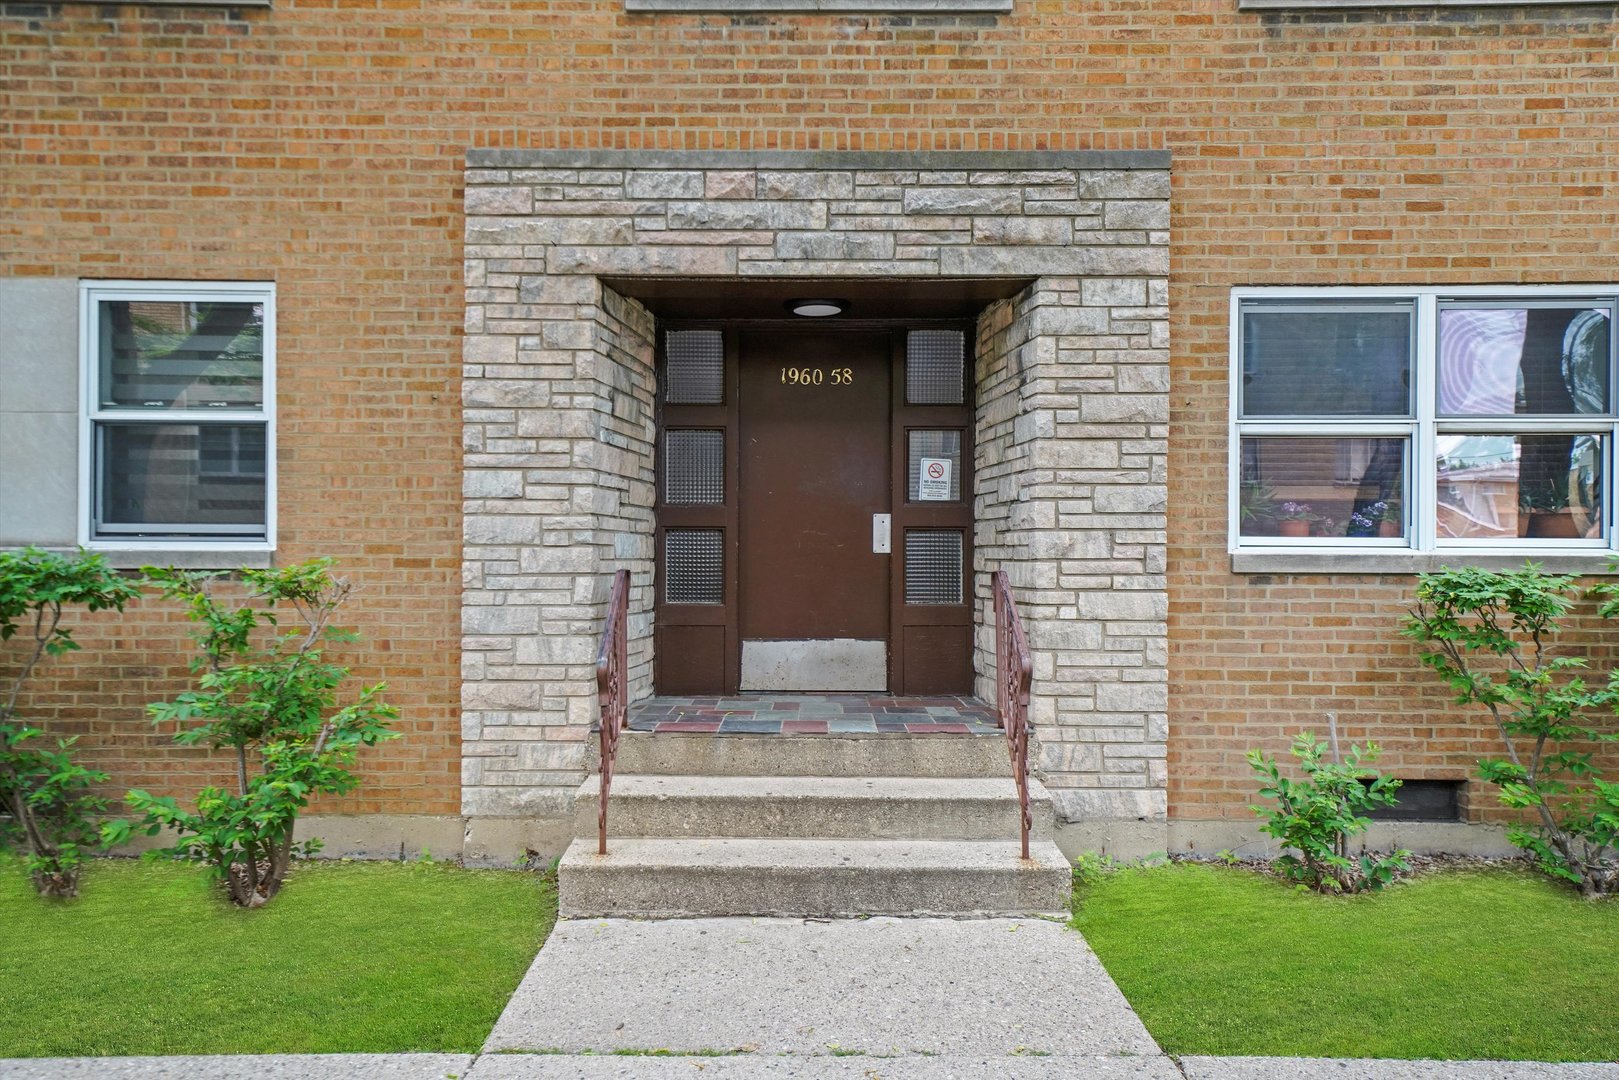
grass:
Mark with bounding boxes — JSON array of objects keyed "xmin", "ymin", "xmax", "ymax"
[
  {"xmin": 1072, "ymin": 862, "xmax": 1619, "ymax": 1062},
  {"xmin": 0, "ymin": 857, "xmax": 556, "ymax": 1057}
]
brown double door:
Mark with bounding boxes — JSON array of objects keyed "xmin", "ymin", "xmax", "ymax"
[{"xmin": 655, "ymin": 326, "xmax": 972, "ymax": 696}]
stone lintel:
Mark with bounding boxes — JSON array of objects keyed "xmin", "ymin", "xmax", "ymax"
[{"xmin": 466, "ymin": 149, "xmax": 1173, "ymax": 172}]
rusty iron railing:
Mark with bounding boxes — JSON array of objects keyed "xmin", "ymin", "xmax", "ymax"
[
  {"xmin": 993, "ymin": 570, "xmax": 1035, "ymax": 861},
  {"xmin": 595, "ymin": 569, "xmax": 630, "ymax": 855}
]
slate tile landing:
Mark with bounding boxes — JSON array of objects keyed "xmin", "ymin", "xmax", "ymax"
[{"xmin": 627, "ymin": 694, "xmax": 1001, "ymax": 735}]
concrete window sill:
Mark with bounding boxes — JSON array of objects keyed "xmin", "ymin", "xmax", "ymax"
[
  {"xmin": 79, "ymin": 548, "xmax": 275, "ymax": 572},
  {"xmin": 1231, "ymin": 551, "xmax": 1619, "ymax": 576},
  {"xmin": 626, "ymin": 0, "xmax": 1011, "ymax": 12},
  {"xmin": 73, "ymin": 1, "xmax": 272, "ymax": 6}
]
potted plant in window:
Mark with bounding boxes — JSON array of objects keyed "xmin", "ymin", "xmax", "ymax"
[
  {"xmin": 1350, "ymin": 499, "xmax": 1402, "ymax": 538},
  {"xmin": 1276, "ymin": 501, "xmax": 1317, "ymax": 538},
  {"xmin": 1239, "ymin": 481, "xmax": 1277, "ymax": 535},
  {"xmin": 1518, "ymin": 478, "xmax": 1579, "ymax": 539}
]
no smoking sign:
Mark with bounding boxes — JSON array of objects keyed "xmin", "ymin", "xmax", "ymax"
[{"xmin": 918, "ymin": 457, "xmax": 952, "ymax": 501}]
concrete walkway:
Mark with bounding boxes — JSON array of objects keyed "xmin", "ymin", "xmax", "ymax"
[{"xmin": 3, "ymin": 917, "xmax": 1616, "ymax": 1079}]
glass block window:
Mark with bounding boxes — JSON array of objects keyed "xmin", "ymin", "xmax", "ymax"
[
  {"xmin": 663, "ymin": 429, "xmax": 725, "ymax": 505},
  {"xmin": 1232, "ymin": 288, "xmax": 1619, "ymax": 554},
  {"xmin": 664, "ymin": 528, "xmax": 724, "ymax": 605},
  {"xmin": 664, "ymin": 330, "xmax": 724, "ymax": 405},
  {"xmin": 907, "ymin": 429, "xmax": 963, "ymax": 502},
  {"xmin": 905, "ymin": 529, "xmax": 964, "ymax": 605},
  {"xmin": 907, "ymin": 330, "xmax": 965, "ymax": 405},
  {"xmin": 82, "ymin": 281, "xmax": 274, "ymax": 545}
]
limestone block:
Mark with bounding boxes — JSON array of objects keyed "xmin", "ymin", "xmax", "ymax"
[
  {"xmin": 464, "ymin": 471, "xmax": 525, "ymax": 499},
  {"xmin": 1080, "ymin": 394, "xmax": 1169, "ymax": 423},
  {"xmin": 901, "ymin": 187, "xmax": 1023, "ymax": 215},
  {"xmin": 1093, "ymin": 485, "xmax": 1168, "ymax": 514},
  {"xmin": 774, "ymin": 231, "xmax": 895, "ymax": 260},
  {"xmin": 464, "ymin": 514, "xmax": 542, "ymax": 545},
  {"xmin": 1094, "ymin": 682, "xmax": 1169, "ymax": 713},
  {"xmin": 463, "ymin": 605, "xmax": 542, "ymax": 635},
  {"xmin": 625, "ymin": 170, "xmax": 705, "ymax": 199},
  {"xmin": 465, "ymin": 186, "xmax": 534, "ymax": 214},
  {"xmin": 971, "ymin": 217, "xmax": 1073, "ymax": 246},
  {"xmin": 1104, "ymin": 201, "xmax": 1171, "ymax": 231},
  {"xmin": 1074, "ymin": 171, "xmax": 1171, "ymax": 201},
  {"xmin": 464, "ymin": 336, "xmax": 518, "ymax": 364},
  {"xmin": 757, "ymin": 170, "xmax": 855, "ymax": 199},
  {"xmin": 1081, "ymin": 278, "xmax": 1148, "ymax": 307},
  {"xmin": 706, "ymin": 170, "xmax": 757, "ymax": 199}
]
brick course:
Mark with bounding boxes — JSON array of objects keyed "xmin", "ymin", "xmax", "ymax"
[{"xmin": 5, "ymin": 1, "xmax": 1619, "ymax": 833}]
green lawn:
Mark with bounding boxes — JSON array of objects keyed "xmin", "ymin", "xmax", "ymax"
[
  {"xmin": 1073, "ymin": 863, "xmax": 1619, "ymax": 1062},
  {"xmin": 0, "ymin": 858, "xmax": 555, "ymax": 1057}
]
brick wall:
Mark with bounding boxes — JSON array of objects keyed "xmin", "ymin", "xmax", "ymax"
[{"xmin": 5, "ymin": 0, "xmax": 1619, "ymax": 827}]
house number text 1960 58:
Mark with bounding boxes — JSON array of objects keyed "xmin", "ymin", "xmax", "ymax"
[{"xmin": 780, "ymin": 366, "xmax": 854, "ymax": 386}]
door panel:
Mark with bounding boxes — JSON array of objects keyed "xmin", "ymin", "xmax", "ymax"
[{"xmin": 739, "ymin": 331, "xmax": 891, "ymax": 690}]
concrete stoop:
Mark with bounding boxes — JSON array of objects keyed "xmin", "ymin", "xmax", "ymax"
[{"xmin": 559, "ymin": 731, "xmax": 1071, "ymax": 917}]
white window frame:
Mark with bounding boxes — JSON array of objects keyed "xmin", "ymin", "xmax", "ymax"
[
  {"xmin": 1230, "ymin": 284, "xmax": 1619, "ymax": 558},
  {"xmin": 78, "ymin": 280, "xmax": 276, "ymax": 553}
]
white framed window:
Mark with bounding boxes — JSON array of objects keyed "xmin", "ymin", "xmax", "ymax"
[
  {"xmin": 79, "ymin": 281, "xmax": 275, "ymax": 551},
  {"xmin": 1230, "ymin": 285, "xmax": 1617, "ymax": 556}
]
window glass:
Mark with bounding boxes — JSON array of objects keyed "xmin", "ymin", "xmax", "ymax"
[
  {"xmin": 907, "ymin": 430, "xmax": 963, "ymax": 502},
  {"xmin": 98, "ymin": 424, "xmax": 267, "ymax": 533},
  {"xmin": 1241, "ymin": 305, "xmax": 1412, "ymax": 417},
  {"xmin": 1239, "ymin": 437, "xmax": 1408, "ymax": 540},
  {"xmin": 1437, "ymin": 305, "xmax": 1610, "ymax": 416},
  {"xmin": 97, "ymin": 300, "xmax": 264, "ymax": 409},
  {"xmin": 1436, "ymin": 433, "xmax": 1604, "ymax": 541},
  {"xmin": 664, "ymin": 330, "xmax": 724, "ymax": 405},
  {"xmin": 907, "ymin": 330, "xmax": 966, "ymax": 405}
]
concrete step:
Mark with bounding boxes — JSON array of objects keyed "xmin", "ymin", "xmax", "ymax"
[
  {"xmin": 602, "ymin": 730, "xmax": 1008, "ymax": 778},
  {"xmin": 557, "ymin": 836, "xmax": 1072, "ymax": 917},
  {"xmin": 579, "ymin": 774, "xmax": 1054, "ymax": 841}
]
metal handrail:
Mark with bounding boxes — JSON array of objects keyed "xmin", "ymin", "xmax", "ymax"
[
  {"xmin": 993, "ymin": 570, "xmax": 1035, "ymax": 860},
  {"xmin": 595, "ymin": 569, "xmax": 630, "ymax": 855}
]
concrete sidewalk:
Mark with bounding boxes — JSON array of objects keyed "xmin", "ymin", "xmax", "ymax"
[
  {"xmin": 3, "ymin": 916, "xmax": 1615, "ymax": 1079},
  {"xmin": 5, "ymin": 1052, "xmax": 1616, "ymax": 1079}
]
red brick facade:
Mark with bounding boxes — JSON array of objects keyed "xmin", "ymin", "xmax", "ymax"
[{"xmin": 4, "ymin": 0, "xmax": 1618, "ymax": 826}]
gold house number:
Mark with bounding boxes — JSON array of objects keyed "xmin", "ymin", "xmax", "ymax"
[{"xmin": 780, "ymin": 366, "xmax": 854, "ymax": 386}]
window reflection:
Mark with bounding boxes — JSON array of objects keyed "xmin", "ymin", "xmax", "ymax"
[
  {"xmin": 1436, "ymin": 434, "xmax": 1603, "ymax": 541},
  {"xmin": 1239, "ymin": 438, "xmax": 1407, "ymax": 539},
  {"xmin": 1437, "ymin": 306, "xmax": 1610, "ymax": 417}
]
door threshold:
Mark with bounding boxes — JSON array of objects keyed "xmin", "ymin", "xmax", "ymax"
[{"xmin": 627, "ymin": 693, "xmax": 1000, "ymax": 736}]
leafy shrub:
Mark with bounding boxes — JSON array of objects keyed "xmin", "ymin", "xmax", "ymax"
[
  {"xmin": 0, "ymin": 548, "xmax": 140, "ymax": 897},
  {"xmin": 1248, "ymin": 730, "xmax": 1410, "ymax": 893},
  {"xmin": 1404, "ymin": 564, "xmax": 1618, "ymax": 898},
  {"xmin": 105, "ymin": 560, "xmax": 397, "ymax": 907}
]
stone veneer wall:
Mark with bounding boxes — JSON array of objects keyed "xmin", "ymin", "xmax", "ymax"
[
  {"xmin": 461, "ymin": 150, "xmax": 1169, "ymax": 833},
  {"xmin": 974, "ymin": 280, "xmax": 1170, "ymax": 822}
]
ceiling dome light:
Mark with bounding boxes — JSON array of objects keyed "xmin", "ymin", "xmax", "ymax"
[{"xmin": 786, "ymin": 298, "xmax": 848, "ymax": 318}]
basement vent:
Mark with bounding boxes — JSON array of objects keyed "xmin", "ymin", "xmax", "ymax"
[{"xmin": 1363, "ymin": 779, "xmax": 1464, "ymax": 822}]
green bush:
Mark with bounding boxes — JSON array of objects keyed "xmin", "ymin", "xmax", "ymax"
[
  {"xmin": 0, "ymin": 548, "xmax": 140, "ymax": 897},
  {"xmin": 105, "ymin": 560, "xmax": 397, "ymax": 907},
  {"xmin": 1248, "ymin": 730, "xmax": 1409, "ymax": 893},
  {"xmin": 1404, "ymin": 563, "xmax": 1618, "ymax": 898}
]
